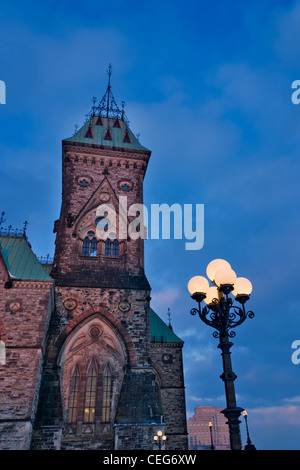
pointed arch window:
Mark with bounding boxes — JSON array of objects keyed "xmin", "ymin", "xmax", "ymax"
[
  {"xmin": 112, "ymin": 240, "xmax": 119, "ymax": 258},
  {"xmin": 68, "ymin": 365, "xmax": 80, "ymax": 423},
  {"xmin": 105, "ymin": 239, "xmax": 111, "ymax": 257},
  {"xmin": 90, "ymin": 238, "xmax": 97, "ymax": 257},
  {"xmin": 83, "ymin": 360, "xmax": 97, "ymax": 423},
  {"xmin": 102, "ymin": 365, "xmax": 113, "ymax": 423},
  {"xmin": 82, "ymin": 237, "xmax": 90, "ymax": 256},
  {"xmin": 82, "ymin": 233, "xmax": 97, "ymax": 257},
  {"xmin": 104, "ymin": 239, "xmax": 119, "ymax": 258}
]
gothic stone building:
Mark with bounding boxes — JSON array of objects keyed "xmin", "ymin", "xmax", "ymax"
[{"xmin": 0, "ymin": 82, "xmax": 188, "ymax": 450}]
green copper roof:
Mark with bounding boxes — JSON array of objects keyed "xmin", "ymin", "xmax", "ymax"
[
  {"xmin": 0, "ymin": 235, "xmax": 53, "ymax": 281},
  {"xmin": 64, "ymin": 116, "xmax": 150, "ymax": 152},
  {"xmin": 150, "ymin": 308, "xmax": 183, "ymax": 343}
]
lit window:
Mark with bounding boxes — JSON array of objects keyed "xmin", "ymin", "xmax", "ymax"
[
  {"xmin": 102, "ymin": 365, "xmax": 112, "ymax": 422},
  {"xmin": 83, "ymin": 361, "xmax": 97, "ymax": 423},
  {"xmin": 68, "ymin": 366, "xmax": 80, "ymax": 423}
]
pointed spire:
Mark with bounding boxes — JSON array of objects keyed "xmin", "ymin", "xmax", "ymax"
[
  {"xmin": 96, "ymin": 64, "xmax": 121, "ymax": 120},
  {"xmin": 106, "ymin": 63, "xmax": 112, "ymax": 118}
]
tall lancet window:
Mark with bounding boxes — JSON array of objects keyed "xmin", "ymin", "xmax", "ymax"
[
  {"xmin": 90, "ymin": 238, "xmax": 97, "ymax": 257},
  {"xmin": 68, "ymin": 365, "xmax": 80, "ymax": 423},
  {"xmin": 83, "ymin": 360, "xmax": 97, "ymax": 423},
  {"xmin": 102, "ymin": 365, "xmax": 113, "ymax": 422},
  {"xmin": 105, "ymin": 239, "xmax": 111, "ymax": 257},
  {"xmin": 82, "ymin": 237, "xmax": 90, "ymax": 256},
  {"xmin": 112, "ymin": 240, "xmax": 119, "ymax": 258},
  {"xmin": 82, "ymin": 233, "xmax": 97, "ymax": 257}
]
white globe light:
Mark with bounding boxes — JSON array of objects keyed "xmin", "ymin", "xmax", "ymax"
[
  {"xmin": 214, "ymin": 268, "xmax": 237, "ymax": 287},
  {"xmin": 187, "ymin": 276, "xmax": 210, "ymax": 295},
  {"xmin": 206, "ymin": 259, "xmax": 231, "ymax": 282},
  {"xmin": 203, "ymin": 286, "xmax": 219, "ymax": 305},
  {"xmin": 232, "ymin": 277, "xmax": 253, "ymax": 296}
]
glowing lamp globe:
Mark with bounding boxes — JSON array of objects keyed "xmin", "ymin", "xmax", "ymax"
[
  {"xmin": 203, "ymin": 286, "xmax": 219, "ymax": 305},
  {"xmin": 206, "ymin": 259, "xmax": 231, "ymax": 282},
  {"xmin": 187, "ymin": 276, "xmax": 209, "ymax": 296},
  {"xmin": 232, "ymin": 277, "xmax": 253, "ymax": 297},
  {"xmin": 214, "ymin": 268, "xmax": 237, "ymax": 287}
]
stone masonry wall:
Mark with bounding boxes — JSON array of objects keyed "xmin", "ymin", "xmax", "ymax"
[
  {"xmin": 51, "ymin": 142, "xmax": 151, "ymax": 289},
  {"xmin": 150, "ymin": 344, "xmax": 188, "ymax": 450},
  {"xmin": 0, "ymin": 280, "xmax": 54, "ymax": 449}
]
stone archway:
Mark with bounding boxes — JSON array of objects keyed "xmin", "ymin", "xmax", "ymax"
[{"xmin": 58, "ymin": 314, "xmax": 127, "ymax": 447}]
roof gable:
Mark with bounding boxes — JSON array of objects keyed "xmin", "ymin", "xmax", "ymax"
[
  {"xmin": 0, "ymin": 235, "xmax": 53, "ymax": 281},
  {"xmin": 150, "ymin": 308, "xmax": 183, "ymax": 344}
]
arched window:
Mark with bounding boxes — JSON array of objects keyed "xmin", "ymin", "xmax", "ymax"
[
  {"xmin": 112, "ymin": 240, "xmax": 119, "ymax": 258},
  {"xmin": 68, "ymin": 365, "xmax": 80, "ymax": 423},
  {"xmin": 105, "ymin": 239, "xmax": 111, "ymax": 257},
  {"xmin": 82, "ymin": 233, "xmax": 97, "ymax": 257},
  {"xmin": 83, "ymin": 360, "xmax": 97, "ymax": 423},
  {"xmin": 104, "ymin": 239, "xmax": 119, "ymax": 258},
  {"xmin": 82, "ymin": 237, "xmax": 90, "ymax": 256},
  {"xmin": 102, "ymin": 365, "xmax": 113, "ymax": 422},
  {"xmin": 90, "ymin": 238, "xmax": 97, "ymax": 257}
]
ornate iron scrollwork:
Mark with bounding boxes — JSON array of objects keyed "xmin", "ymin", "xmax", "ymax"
[{"xmin": 190, "ymin": 295, "xmax": 255, "ymax": 338}]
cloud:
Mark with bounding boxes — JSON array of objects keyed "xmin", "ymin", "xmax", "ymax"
[
  {"xmin": 151, "ymin": 287, "xmax": 180, "ymax": 310},
  {"xmin": 250, "ymin": 405, "xmax": 300, "ymax": 427}
]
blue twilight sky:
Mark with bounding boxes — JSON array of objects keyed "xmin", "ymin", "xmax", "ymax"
[{"xmin": 1, "ymin": 0, "xmax": 300, "ymax": 450}]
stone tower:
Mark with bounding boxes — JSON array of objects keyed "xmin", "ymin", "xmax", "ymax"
[{"xmin": 0, "ymin": 69, "xmax": 188, "ymax": 450}]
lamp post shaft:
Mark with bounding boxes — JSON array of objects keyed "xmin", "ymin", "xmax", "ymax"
[{"xmin": 218, "ymin": 333, "xmax": 243, "ymax": 450}]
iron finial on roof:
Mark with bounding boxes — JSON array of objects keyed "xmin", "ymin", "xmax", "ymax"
[
  {"xmin": 106, "ymin": 63, "xmax": 112, "ymax": 118},
  {"xmin": 167, "ymin": 308, "xmax": 173, "ymax": 330},
  {"xmin": 0, "ymin": 211, "xmax": 6, "ymax": 228},
  {"xmin": 73, "ymin": 124, "xmax": 79, "ymax": 135},
  {"xmin": 23, "ymin": 220, "xmax": 28, "ymax": 240}
]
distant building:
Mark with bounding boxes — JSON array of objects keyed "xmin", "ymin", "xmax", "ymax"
[{"xmin": 187, "ymin": 406, "xmax": 230, "ymax": 450}]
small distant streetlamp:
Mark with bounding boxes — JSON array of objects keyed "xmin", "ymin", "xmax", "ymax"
[
  {"xmin": 208, "ymin": 422, "xmax": 215, "ymax": 450},
  {"xmin": 187, "ymin": 259, "xmax": 255, "ymax": 451},
  {"xmin": 153, "ymin": 430, "xmax": 167, "ymax": 450},
  {"xmin": 242, "ymin": 410, "xmax": 256, "ymax": 450}
]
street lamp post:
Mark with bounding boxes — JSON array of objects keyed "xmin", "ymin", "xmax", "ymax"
[
  {"xmin": 242, "ymin": 410, "xmax": 256, "ymax": 450},
  {"xmin": 187, "ymin": 259, "xmax": 255, "ymax": 451},
  {"xmin": 208, "ymin": 422, "xmax": 215, "ymax": 450},
  {"xmin": 153, "ymin": 430, "xmax": 167, "ymax": 450}
]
